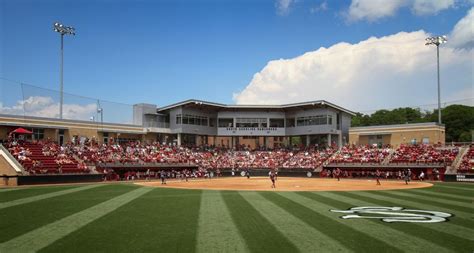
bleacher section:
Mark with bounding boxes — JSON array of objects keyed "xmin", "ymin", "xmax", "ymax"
[
  {"xmin": 459, "ymin": 146, "xmax": 474, "ymax": 172},
  {"xmin": 4, "ymin": 139, "xmax": 471, "ymax": 179}
]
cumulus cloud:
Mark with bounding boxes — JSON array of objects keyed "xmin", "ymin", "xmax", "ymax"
[
  {"xmin": 0, "ymin": 96, "xmax": 97, "ymax": 121},
  {"xmin": 347, "ymin": 0, "xmax": 406, "ymax": 21},
  {"xmin": 310, "ymin": 1, "xmax": 328, "ymax": 13},
  {"xmin": 233, "ymin": 9, "xmax": 474, "ymax": 111},
  {"xmin": 448, "ymin": 7, "xmax": 474, "ymax": 49},
  {"xmin": 346, "ymin": 0, "xmax": 456, "ymax": 21},
  {"xmin": 276, "ymin": 0, "xmax": 295, "ymax": 15},
  {"xmin": 412, "ymin": 0, "xmax": 455, "ymax": 15}
]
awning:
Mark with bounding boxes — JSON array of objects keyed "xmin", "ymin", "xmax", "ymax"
[{"xmin": 11, "ymin": 127, "xmax": 33, "ymax": 134}]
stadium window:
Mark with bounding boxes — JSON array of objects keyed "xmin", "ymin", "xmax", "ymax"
[
  {"xmin": 218, "ymin": 118, "xmax": 234, "ymax": 127},
  {"xmin": 209, "ymin": 118, "xmax": 216, "ymax": 127},
  {"xmin": 286, "ymin": 118, "xmax": 295, "ymax": 127},
  {"xmin": 32, "ymin": 128, "xmax": 44, "ymax": 140},
  {"xmin": 296, "ymin": 115, "xmax": 332, "ymax": 126},
  {"xmin": 269, "ymin": 118, "xmax": 284, "ymax": 127},
  {"xmin": 176, "ymin": 114, "xmax": 182, "ymax": 124}
]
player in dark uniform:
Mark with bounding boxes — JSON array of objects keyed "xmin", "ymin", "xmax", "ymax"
[
  {"xmin": 270, "ymin": 171, "xmax": 276, "ymax": 188},
  {"xmin": 375, "ymin": 169, "xmax": 381, "ymax": 185},
  {"xmin": 246, "ymin": 169, "xmax": 250, "ymax": 179},
  {"xmin": 335, "ymin": 168, "xmax": 341, "ymax": 181},
  {"xmin": 160, "ymin": 170, "xmax": 166, "ymax": 185},
  {"xmin": 404, "ymin": 169, "xmax": 411, "ymax": 185}
]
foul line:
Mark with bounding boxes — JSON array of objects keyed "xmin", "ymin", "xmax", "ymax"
[
  {"xmin": 0, "ymin": 186, "xmax": 153, "ymax": 253},
  {"xmin": 0, "ymin": 184, "xmax": 104, "ymax": 210}
]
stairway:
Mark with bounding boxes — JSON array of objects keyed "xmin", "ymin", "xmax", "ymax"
[
  {"xmin": 453, "ymin": 147, "xmax": 469, "ymax": 172},
  {"xmin": 381, "ymin": 148, "xmax": 395, "ymax": 165}
]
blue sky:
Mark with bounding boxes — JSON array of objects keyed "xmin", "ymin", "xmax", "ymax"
[{"xmin": 1, "ymin": 0, "xmax": 473, "ymax": 112}]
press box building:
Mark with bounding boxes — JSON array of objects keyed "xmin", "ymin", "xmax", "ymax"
[{"xmin": 134, "ymin": 99, "xmax": 354, "ymax": 148}]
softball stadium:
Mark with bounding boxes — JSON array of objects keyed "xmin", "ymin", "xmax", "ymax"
[
  {"xmin": 2, "ymin": 2, "xmax": 474, "ymax": 252},
  {"xmin": 0, "ymin": 90, "xmax": 473, "ymax": 252}
]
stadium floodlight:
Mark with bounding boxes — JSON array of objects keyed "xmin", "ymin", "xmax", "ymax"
[
  {"xmin": 425, "ymin": 35, "xmax": 447, "ymax": 125},
  {"xmin": 53, "ymin": 22, "xmax": 76, "ymax": 119},
  {"xmin": 97, "ymin": 108, "xmax": 103, "ymax": 124}
]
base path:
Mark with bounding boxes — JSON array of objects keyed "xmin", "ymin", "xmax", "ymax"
[{"xmin": 136, "ymin": 177, "xmax": 433, "ymax": 192}]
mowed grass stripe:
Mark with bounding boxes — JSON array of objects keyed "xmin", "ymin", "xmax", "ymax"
[
  {"xmin": 321, "ymin": 192, "xmax": 458, "ymax": 253},
  {"xmin": 381, "ymin": 190, "xmax": 474, "ymax": 210},
  {"xmin": 241, "ymin": 192, "xmax": 351, "ymax": 253},
  {"xmin": 405, "ymin": 189, "xmax": 473, "ymax": 203},
  {"xmin": 434, "ymin": 184, "xmax": 474, "ymax": 192},
  {"xmin": 0, "ymin": 184, "xmax": 138, "ymax": 243},
  {"xmin": 369, "ymin": 190, "xmax": 474, "ymax": 219},
  {"xmin": 0, "ymin": 186, "xmax": 153, "ymax": 253},
  {"xmin": 40, "ymin": 188, "xmax": 203, "ymax": 253},
  {"xmin": 0, "ymin": 188, "xmax": 24, "ymax": 192},
  {"xmin": 196, "ymin": 191, "xmax": 248, "ymax": 253},
  {"xmin": 0, "ymin": 184, "xmax": 103, "ymax": 209},
  {"xmin": 0, "ymin": 185, "xmax": 81, "ymax": 203},
  {"xmin": 344, "ymin": 191, "xmax": 474, "ymax": 241},
  {"xmin": 425, "ymin": 185, "xmax": 474, "ymax": 197},
  {"xmin": 221, "ymin": 191, "xmax": 299, "ymax": 253},
  {"xmin": 274, "ymin": 192, "xmax": 402, "ymax": 253}
]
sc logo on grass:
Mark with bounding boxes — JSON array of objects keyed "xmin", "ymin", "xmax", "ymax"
[{"xmin": 330, "ymin": 206, "xmax": 452, "ymax": 223}]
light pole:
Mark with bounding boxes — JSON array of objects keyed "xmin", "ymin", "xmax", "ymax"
[
  {"xmin": 425, "ymin": 35, "xmax": 447, "ymax": 125},
  {"xmin": 53, "ymin": 22, "xmax": 75, "ymax": 119},
  {"xmin": 97, "ymin": 108, "xmax": 103, "ymax": 125}
]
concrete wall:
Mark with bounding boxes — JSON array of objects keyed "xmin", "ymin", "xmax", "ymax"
[
  {"xmin": 0, "ymin": 154, "xmax": 18, "ymax": 176},
  {"xmin": 349, "ymin": 124, "xmax": 445, "ymax": 147}
]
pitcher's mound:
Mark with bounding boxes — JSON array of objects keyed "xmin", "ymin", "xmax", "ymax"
[{"xmin": 136, "ymin": 177, "xmax": 432, "ymax": 192}]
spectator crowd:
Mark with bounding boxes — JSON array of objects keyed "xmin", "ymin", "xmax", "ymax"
[{"xmin": 4, "ymin": 137, "xmax": 466, "ymax": 175}]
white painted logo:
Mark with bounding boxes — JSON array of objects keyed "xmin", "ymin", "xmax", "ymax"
[{"xmin": 330, "ymin": 206, "xmax": 452, "ymax": 223}]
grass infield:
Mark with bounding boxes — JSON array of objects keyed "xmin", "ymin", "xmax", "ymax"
[{"xmin": 0, "ymin": 181, "xmax": 473, "ymax": 252}]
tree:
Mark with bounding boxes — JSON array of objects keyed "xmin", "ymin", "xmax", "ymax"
[{"xmin": 351, "ymin": 104, "xmax": 474, "ymax": 142}]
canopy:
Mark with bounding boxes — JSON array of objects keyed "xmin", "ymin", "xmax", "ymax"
[{"xmin": 11, "ymin": 127, "xmax": 33, "ymax": 134}]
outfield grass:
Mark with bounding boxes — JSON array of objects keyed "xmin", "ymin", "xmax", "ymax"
[{"xmin": 0, "ymin": 181, "xmax": 473, "ymax": 253}]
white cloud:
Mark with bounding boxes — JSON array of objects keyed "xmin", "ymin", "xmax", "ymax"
[
  {"xmin": 346, "ymin": 0, "xmax": 456, "ymax": 21},
  {"xmin": 412, "ymin": 0, "xmax": 455, "ymax": 15},
  {"xmin": 0, "ymin": 96, "xmax": 97, "ymax": 121},
  {"xmin": 347, "ymin": 0, "xmax": 407, "ymax": 21},
  {"xmin": 276, "ymin": 0, "xmax": 295, "ymax": 15},
  {"xmin": 310, "ymin": 1, "xmax": 328, "ymax": 13},
  {"xmin": 233, "ymin": 10, "xmax": 474, "ymax": 111},
  {"xmin": 449, "ymin": 7, "xmax": 474, "ymax": 49}
]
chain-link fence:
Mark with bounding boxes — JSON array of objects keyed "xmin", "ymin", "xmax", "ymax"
[{"xmin": 0, "ymin": 78, "xmax": 136, "ymax": 125}]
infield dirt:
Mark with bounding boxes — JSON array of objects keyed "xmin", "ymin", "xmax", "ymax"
[{"xmin": 136, "ymin": 177, "xmax": 433, "ymax": 191}]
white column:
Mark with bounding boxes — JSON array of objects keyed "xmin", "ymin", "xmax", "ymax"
[
  {"xmin": 306, "ymin": 135, "xmax": 310, "ymax": 146},
  {"xmin": 327, "ymin": 134, "xmax": 332, "ymax": 147},
  {"xmin": 338, "ymin": 132, "xmax": 342, "ymax": 147},
  {"xmin": 177, "ymin": 133, "xmax": 182, "ymax": 146}
]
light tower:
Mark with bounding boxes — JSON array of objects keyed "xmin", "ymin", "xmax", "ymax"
[
  {"xmin": 425, "ymin": 35, "xmax": 447, "ymax": 125},
  {"xmin": 53, "ymin": 22, "xmax": 75, "ymax": 119}
]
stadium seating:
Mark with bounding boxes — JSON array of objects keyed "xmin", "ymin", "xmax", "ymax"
[
  {"xmin": 389, "ymin": 144, "xmax": 458, "ymax": 165},
  {"xmin": 5, "ymin": 139, "xmax": 468, "ymax": 176},
  {"xmin": 7, "ymin": 140, "xmax": 87, "ymax": 174},
  {"xmin": 327, "ymin": 145, "xmax": 390, "ymax": 164},
  {"xmin": 458, "ymin": 146, "xmax": 474, "ymax": 172}
]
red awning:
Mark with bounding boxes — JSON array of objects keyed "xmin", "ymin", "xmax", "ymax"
[{"xmin": 11, "ymin": 127, "xmax": 33, "ymax": 134}]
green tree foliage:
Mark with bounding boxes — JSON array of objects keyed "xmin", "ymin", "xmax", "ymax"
[{"xmin": 351, "ymin": 104, "xmax": 474, "ymax": 142}]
